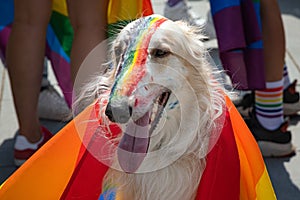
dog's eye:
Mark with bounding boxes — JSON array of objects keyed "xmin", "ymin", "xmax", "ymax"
[
  {"xmin": 152, "ymin": 49, "xmax": 170, "ymax": 58},
  {"xmin": 114, "ymin": 46, "xmax": 122, "ymax": 57}
]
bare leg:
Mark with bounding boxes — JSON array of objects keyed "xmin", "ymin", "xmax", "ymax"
[
  {"xmin": 254, "ymin": 0, "xmax": 285, "ymax": 130},
  {"xmin": 6, "ymin": 0, "xmax": 52, "ymax": 143},
  {"xmin": 67, "ymin": 0, "xmax": 109, "ymax": 84},
  {"xmin": 260, "ymin": 0, "xmax": 285, "ymax": 81}
]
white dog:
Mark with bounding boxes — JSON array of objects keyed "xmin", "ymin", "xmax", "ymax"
[{"xmin": 76, "ymin": 14, "xmax": 226, "ymax": 200}]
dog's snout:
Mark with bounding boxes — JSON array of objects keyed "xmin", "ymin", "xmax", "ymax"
[
  {"xmin": 105, "ymin": 101, "xmax": 132, "ymax": 123},
  {"xmin": 105, "ymin": 103, "xmax": 114, "ymax": 121}
]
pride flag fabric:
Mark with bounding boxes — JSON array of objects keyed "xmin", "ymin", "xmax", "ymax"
[
  {"xmin": 0, "ymin": 96, "xmax": 276, "ymax": 199},
  {"xmin": 209, "ymin": 0, "xmax": 266, "ymax": 90},
  {"xmin": 0, "ymin": 0, "xmax": 153, "ymax": 107}
]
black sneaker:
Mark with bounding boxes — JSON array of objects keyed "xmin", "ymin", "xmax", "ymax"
[
  {"xmin": 245, "ymin": 111, "xmax": 295, "ymax": 157},
  {"xmin": 234, "ymin": 92, "xmax": 254, "ymax": 118},
  {"xmin": 234, "ymin": 80, "xmax": 300, "ymax": 116},
  {"xmin": 283, "ymin": 80, "xmax": 300, "ymax": 115}
]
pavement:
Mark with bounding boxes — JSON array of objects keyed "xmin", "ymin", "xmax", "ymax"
[{"xmin": 0, "ymin": 0, "xmax": 299, "ymax": 199}]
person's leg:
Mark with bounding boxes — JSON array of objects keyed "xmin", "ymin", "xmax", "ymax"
[
  {"xmin": 261, "ymin": 0, "xmax": 285, "ymax": 82},
  {"xmin": 167, "ymin": 0, "xmax": 183, "ymax": 7},
  {"xmin": 283, "ymin": 64, "xmax": 290, "ymax": 89},
  {"xmin": 255, "ymin": 0, "xmax": 285, "ymax": 130},
  {"xmin": 41, "ymin": 58, "xmax": 50, "ymax": 88},
  {"xmin": 6, "ymin": 0, "xmax": 52, "ymax": 142},
  {"xmin": 67, "ymin": 0, "xmax": 109, "ymax": 84}
]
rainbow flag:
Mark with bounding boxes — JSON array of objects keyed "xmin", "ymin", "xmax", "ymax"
[
  {"xmin": 0, "ymin": 96, "xmax": 276, "ymax": 199},
  {"xmin": 0, "ymin": 0, "xmax": 153, "ymax": 107},
  {"xmin": 209, "ymin": 0, "xmax": 266, "ymax": 90}
]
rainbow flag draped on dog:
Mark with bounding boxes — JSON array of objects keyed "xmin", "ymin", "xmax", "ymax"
[
  {"xmin": 0, "ymin": 0, "xmax": 153, "ymax": 107},
  {"xmin": 0, "ymin": 97, "xmax": 275, "ymax": 199}
]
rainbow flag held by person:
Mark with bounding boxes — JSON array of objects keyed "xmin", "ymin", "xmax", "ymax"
[
  {"xmin": 209, "ymin": 0, "xmax": 266, "ymax": 90},
  {"xmin": 0, "ymin": 0, "xmax": 153, "ymax": 107},
  {"xmin": 0, "ymin": 96, "xmax": 276, "ymax": 199}
]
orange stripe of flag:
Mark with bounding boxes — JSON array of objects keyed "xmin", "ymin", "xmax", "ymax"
[{"xmin": 225, "ymin": 96, "xmax": 276, "ymax": 199}]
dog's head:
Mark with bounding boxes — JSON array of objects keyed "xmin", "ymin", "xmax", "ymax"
[{"xmin": 77, "ymin": 14, "xmax": 225, "ymax": 173}]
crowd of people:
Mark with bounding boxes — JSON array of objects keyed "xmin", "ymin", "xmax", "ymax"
[
  {"xmin": 2, "ymin": 0, "xmax": 299, "ymax": 166},
  {"xmin": 166, "ymin": 0, "xmax": 299, "ymax": 157},
  {"xmin": 5, "ymin": 0, "xmax": 109, "ymax": 166}
]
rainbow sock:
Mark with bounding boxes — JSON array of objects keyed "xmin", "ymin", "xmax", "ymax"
[
  {"xmin": 283, "ymin": 64, "xmax": 290, "ymax": 90},
  {"xmin": 255, "ymin": 79, "xmax": 284, "ymax": 131}
]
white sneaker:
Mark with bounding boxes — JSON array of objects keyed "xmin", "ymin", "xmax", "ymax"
[
  {"xmin": 164, "ymin": 1, "xmax": 216, "ymax": 39},
  {"xmin": 164, "ymin": 1, "xmax": 206, "ymax": 27},
  {"xmin": 38, "ymin": 85, "xmax": 72, "ymax": 121},
  {"xmin": 204, "ymin": 10, "xmax": 216, "ymax": 39},
  {"xmin": 14, "ymin": 127, "xmax": 53, "ymax": 166}
]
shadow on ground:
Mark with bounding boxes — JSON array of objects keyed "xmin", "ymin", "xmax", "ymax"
[
  {"xmin": 0, "ymin": 138, "xmax": 16, "ymax": 184},
  {"xmin": 278, "ymin": 0, "xmax": 300, "ymax": 18},
  {"xmin": 265, "ymin": 156, "xmax": 300, "ymax": 200}
]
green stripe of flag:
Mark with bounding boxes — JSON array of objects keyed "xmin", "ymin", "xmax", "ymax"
[{"xmin": 50, "ymin": 11, "xmax": 74, "ymax": 56}]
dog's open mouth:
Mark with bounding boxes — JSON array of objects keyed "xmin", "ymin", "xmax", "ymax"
[
  {"xmin": 117, "ymin": 90, "xmax": 171, "ymax": 173},
  {"xmin": 149, "ymin": 91, "xmax": 170, "ymax": 133}
]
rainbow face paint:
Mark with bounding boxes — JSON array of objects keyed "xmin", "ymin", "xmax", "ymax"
[
  {"xmin": 109, "ymin": 16, "xmax": 167, "ymax": 101},
  {"xmin": 104, "ymin": 15, "xmax": 169, "ymax": 173}
]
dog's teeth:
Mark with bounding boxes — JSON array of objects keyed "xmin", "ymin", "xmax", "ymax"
[{"xmin": 151, "ymin": 103, "xmax": 158, "ymax": 122}]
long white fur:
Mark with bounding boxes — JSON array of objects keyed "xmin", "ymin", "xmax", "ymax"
[{"xmin": 75, "ymin": 15, "xmax": 226, "ymax": 200}]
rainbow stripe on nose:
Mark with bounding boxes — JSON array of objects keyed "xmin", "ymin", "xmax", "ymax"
[{"xmin": 109, "ymin": 16, "xmax": 167, "ymax": 100}]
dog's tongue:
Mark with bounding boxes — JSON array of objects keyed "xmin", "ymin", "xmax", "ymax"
[{"xmin": 117, "ymin": 111, "xmax": 150, "ymax": 173}]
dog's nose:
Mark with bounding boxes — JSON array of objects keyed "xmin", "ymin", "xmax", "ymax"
[{"xmin": 105, "ymin": 101, "xmax": 132, "ymax": 123}]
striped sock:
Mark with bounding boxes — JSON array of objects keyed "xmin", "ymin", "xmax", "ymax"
[
  {"xmin": 283, "ymin": 64, "xmax": 290, "ymax": 90},
  {"xmin": 255, "ymin": 79, "xmax": 284, "ymax": 131}
]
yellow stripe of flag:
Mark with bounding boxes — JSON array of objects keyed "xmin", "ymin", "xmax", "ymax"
[{"xmin": 52, "ymin": 0, "xmax": 68, "ymax": 16}]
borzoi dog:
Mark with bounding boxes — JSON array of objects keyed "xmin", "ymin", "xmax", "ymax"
[{"xmin": 76, "ymin": 14, "xmax": 225, "ymax": 200}]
